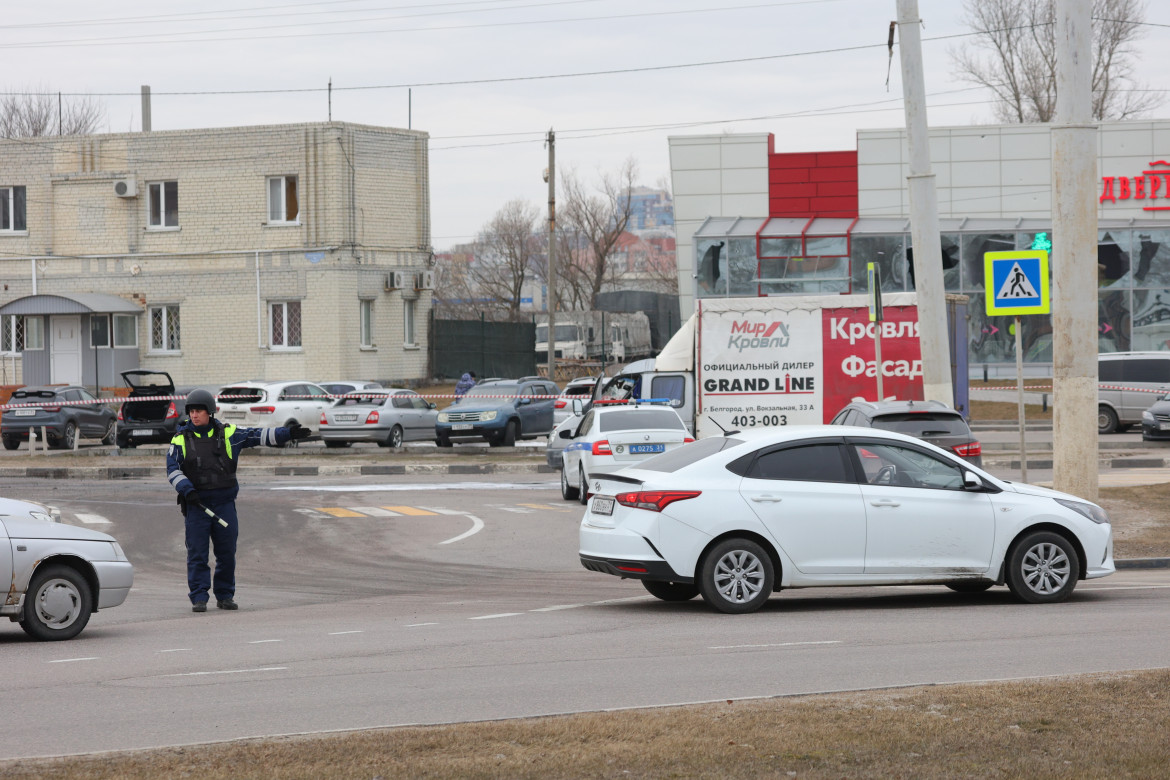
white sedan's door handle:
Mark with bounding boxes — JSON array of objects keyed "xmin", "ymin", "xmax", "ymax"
[
  {"xmin": 750, "ymin": 495, "xmax": 783, "ymax": 503},
  {"xmin": 869, "ymin": 499, "xmax": 901, "ymax": 508}
]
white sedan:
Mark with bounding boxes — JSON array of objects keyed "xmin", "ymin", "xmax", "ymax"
[
  {"xmin": 558, "ymin": 402, "xmax": 693, "ymax": 504},
  {"xmin": 1, "ymin": 496, "xmax": 134, "ymax": 640},
  {"xmin": 579, "ymin": 426, "xmax": 1114, "ymax": 614}
]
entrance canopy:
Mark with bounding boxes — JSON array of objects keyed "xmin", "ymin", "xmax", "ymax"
[{"xmin": 0, "ymin": 293, "xmax": 142, "ymax": 316}]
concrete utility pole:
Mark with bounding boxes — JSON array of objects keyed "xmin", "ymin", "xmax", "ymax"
[
  {"xmin": 140, "ymin": 85, "xmax": 151, "ymax": 132},
  {"xmin": 896, "ymin": 0, "xmax": 953, "ymax": 406},
  {"xmin": 546, "ymin": 129, "xmax": 557, "ymax": 381},
  {"xmin": 1051, "ymin": 0, "xmax": 1099, "ymax": 499}
]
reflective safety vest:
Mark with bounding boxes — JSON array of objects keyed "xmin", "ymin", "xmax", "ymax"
[{"xmin": 175, "ymin": 422, "xmax": 238, "ymax": 492}]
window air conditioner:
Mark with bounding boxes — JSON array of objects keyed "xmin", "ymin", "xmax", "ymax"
[
  {"xmin": 113, "ymin": 178, "xmax": 138, "ymax": 198},
  {"xmin": 385, "ymin": 271, "xmax": 409, "ymax": 291},
  {"xmin": 418, "ymin": 271, "xmax": 436, "ymax": 290}
]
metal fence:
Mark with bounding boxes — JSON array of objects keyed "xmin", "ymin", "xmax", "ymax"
[{"xmin": 429, "ymin": 316, "xmax": 537, "ymax": 380}]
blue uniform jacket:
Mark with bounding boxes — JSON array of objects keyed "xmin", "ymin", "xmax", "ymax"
[{"xmin": 167, "ymin": 418, "xmax": 293, "ymax": 504}]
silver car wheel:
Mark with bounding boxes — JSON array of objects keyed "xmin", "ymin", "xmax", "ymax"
[
  {"xmin": 33, "ymin": 577, "xmax": 84, "ymax": 629},
  {"xmin": 712, "ymin": 549, "xmax": 765, "ymax": 604},
  {"xmin": 1021, "ymin": 542, "xmax": 1071, "ymax": 595}
]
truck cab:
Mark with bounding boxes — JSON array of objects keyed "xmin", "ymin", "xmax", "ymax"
[{"xmin": 594, "ymin": 360, "xmax": 696, "ymax": 434}]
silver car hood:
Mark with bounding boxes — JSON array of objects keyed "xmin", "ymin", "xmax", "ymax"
[{"xmin": 0, "ymin": 497, "xmax": 116, "ymax": 542}]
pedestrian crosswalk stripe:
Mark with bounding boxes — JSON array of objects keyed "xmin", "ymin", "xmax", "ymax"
[
  {"xmin": 415, "ymin": 506, "xmax": 467, "ymax": 515},
  {"xmin": 382, "ymin": 506, "xmax": 437, "ymax": 516},
  {"xmin": 317, "ymin": 508, "xmax": 367, "ymax": 518},
  {"xmin": 518, "ymin": 503, "xmax": 572, "ymax": 512},
  {"xmin": 74, "ymin": 513, "xmax": 111, "ymax": 524},
  {"xmin": 348, "ymin": 506, "xmax": 401, "ymax": 517}
]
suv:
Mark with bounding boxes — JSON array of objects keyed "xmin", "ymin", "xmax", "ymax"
[
  {"xmin": 1098, "ymin": 352, "xmax": 1170, "ymax": 433},
  {"xmin": 435, "ymin": 377, "xmax": 559, "ymax": 447},
  {"xmin": 115, "ymin": 370, "xmax": 181, "ymax": 448},
  {"xmin": 1, "ymin": 385, "xmax": 117, "ymax": 450},
  {"xmin": 830, "ymin": 398, "xmax": 982, "ymax": 466}
]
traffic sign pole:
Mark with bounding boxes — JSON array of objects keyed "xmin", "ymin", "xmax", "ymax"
[
  {"xmin": 1014, "ymin": 315, "xmax": 1027, "ymax": 483},
  {"xmin": 868, "ymin": 262, "xmax": 884, "ymax": 401}
]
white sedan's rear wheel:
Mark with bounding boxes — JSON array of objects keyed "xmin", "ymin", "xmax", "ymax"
[
  {"xmin": 561, "ymin": 464, "xmax": 580, "ymax": 501},
  {"xmin": 699, "ymin": 538, "xmax": 774, "ymax": 614}
]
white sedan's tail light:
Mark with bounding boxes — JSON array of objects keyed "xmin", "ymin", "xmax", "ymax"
[{"xmin": 615, "ymin": 490, "xmax": 701, "ymax": 512}]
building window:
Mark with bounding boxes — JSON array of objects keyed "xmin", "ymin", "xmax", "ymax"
[
  {"xmin": 404, "ymin": 299, "xmax": 416, "ymax": 346},
  {"xmin": 148, "ymin": 181, "xmax": 179, "ymax": 228},
  {"xmin": 270, "ymin": 300, "xmax": 302, "ymax": 348},
  {"xmin": 359, "ymin": 299, "xmax": 374, "ymax": 347},
  {"xmin": 267, "ymin": 176, "xmax": 299, "ymax": 224},
  {"xmin": 1, "ymin": 315, "xmax": 23, "ymax": 353},
  {"xmin": 23, "ymin": 316, "xmax": 44, "ymax": 350},
  {"xmin": 150, "ymin": 305, "xmax": 180, "ymax": 352},
  {"xmin": 113, "ymin": 314, "xmax": 137, "ymax": 348},
  {"xmin": 90, "ymin": 315, "xmax": 110, "ymax": 348},
  {"xmin": 0, "ymin": 186, "xmax": 27, "ymax": 232}
]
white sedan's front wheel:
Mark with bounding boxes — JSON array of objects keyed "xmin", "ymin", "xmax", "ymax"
[{"xmin": 1005, "ymin": 531, "xmax": 1079, "ymax": 603}]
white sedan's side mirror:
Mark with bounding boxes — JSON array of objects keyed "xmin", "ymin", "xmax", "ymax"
[
  {"xmin": 571, "ymin": 399, "xmax": 584, "ymax": 416},
  {"xmin": 963, "ymin": 471, "xmax": 983, "ymax": 490}
]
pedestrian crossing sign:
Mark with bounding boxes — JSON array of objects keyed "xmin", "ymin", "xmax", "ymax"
[{"xmin": 984, "ymin": 250, "xmax": 1050, "ymax": 316}]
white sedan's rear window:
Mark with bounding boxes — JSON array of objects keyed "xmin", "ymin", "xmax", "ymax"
[{"xmin": 599, "ymin": 409, "xmax": 686, "ymax": 433}]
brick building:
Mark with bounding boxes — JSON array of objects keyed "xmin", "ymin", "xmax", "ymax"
[{"xmin": 0, "ymin": 121, "xmax": 432, "ymax": 389}]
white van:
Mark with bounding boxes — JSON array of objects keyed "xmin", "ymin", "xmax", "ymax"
[{"xmin": 1098, "ymin": 352, "xmax": 1170, "ymax": 433}]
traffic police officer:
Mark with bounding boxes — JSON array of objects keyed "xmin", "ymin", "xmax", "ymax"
[{"xmin": 166, "ymin": 388, "xmax": 310, "ymax": 612}]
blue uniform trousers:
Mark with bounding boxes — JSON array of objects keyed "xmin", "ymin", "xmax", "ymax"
[{"xmin": 184, "ymin": 497, "xmax": 239, "ymax": 604}]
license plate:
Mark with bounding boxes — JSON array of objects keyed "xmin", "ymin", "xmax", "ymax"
[
  {"xmin": 1161, "ymin": 422, "xmax": 1170, "ymax": 431},
  {"xmin": 630, "ymin": 443, "xmax": 665, "ymax": 454},
  {"xmin": 451, "ymin": 424, "xmax": 473, "ymax": 431},
  {"xmin": 335, "ymin": 414, "xmax": 358, "ymax": 422},
  {"xmin": 223, "ymin": 411, "xmax": 245, "ymax": 419},
  {"xmin": 591, "ymin": 496, "xmax": 615, "ymax": 515},
  {"xmin": 10, "ymin": 409, "xmax": 35, "ymax": 417},
  {"xmin": 132, "ymin": 429, "xmax": 153, "ymax": 436}
]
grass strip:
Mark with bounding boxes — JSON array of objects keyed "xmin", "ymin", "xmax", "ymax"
[{"xmin": 4, "ymin": 669, "xmax": 1169, "ymax": 779}]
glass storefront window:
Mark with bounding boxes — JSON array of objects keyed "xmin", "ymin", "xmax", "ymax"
[
  {"xmin": 695, "ymin": 238, "xmax": 729, "ymax": 297},
  {"xmin": 1130, "ymin": 288, "xmax": 1170, "ymax": 351},
  {"xmin": 966, "ymin": 292, "xmax": 1052, "ymax": 365},
  {"xmin": 759, "ymin": 236, "xmax": 801, "ymax": 258},
  {"xmin": 1132, "ymin": 231, "xmax": 1170, "ymax": 287},
  {"xmin": 1099, "ymin": 290, "xmax": 1131, "ymax": 352},
  {"xmin": 1098, "ymin": 229, "xmax": 1132, "ymax": 289},
  {"xmin": 726, "ymin": 238, "xmax": 759, "ymax": 296},
  {"xmin": 850, "ymin": 235, "xmax": 906, "ymax": 293},
  {"xmin": 961, "ymin": 233, "xmax": 1014, "ymax": 290}
]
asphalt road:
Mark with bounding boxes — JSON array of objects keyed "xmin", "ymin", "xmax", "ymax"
[{"xmin": 3, "ymin": 474, "xmax": 1170, "ymax": 760}]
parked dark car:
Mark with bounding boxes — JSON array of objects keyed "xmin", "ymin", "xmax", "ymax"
[
  {"xmin": 434, "ymin": 377, "xmax": 560, "ymax": 447},
  {"xmin": 116, "ymin": 370, "xmax": 181, "ymax": 449},
  {"xmin": 829, "ymin": 398, "xmax": 982, "ymax": 466},
  {"xmin": 1, "ymin": 385, "xmax": 117, "ymax": 450},
  {"xmin": 1141, "ymin": 392, "xmax": 1170, "ymax": 441}
]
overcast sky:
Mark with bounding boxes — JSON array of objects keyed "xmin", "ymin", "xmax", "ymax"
[{"xmin": 7, "ymin": 0, "xmax": 1170, "ymax": 250}]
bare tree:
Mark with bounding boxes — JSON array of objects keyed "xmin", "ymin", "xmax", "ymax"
[
  {"xmin": 559, "ymin": 158, "xmax": 638, "ymax": 308},
  {"xmin": 952, "ymin": 0, "xmax": 1161, "ymax": 123},
  {"xmin": 465, "ymin": 199, "xmax": 542, "ymax": 321},
  {"xmin": 0, "ymin": 88, "xmax": 105, "ymax": 138}
]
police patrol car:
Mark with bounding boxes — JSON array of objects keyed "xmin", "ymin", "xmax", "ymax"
[{"xmin": 557, "ymin": 399, "xmax": 693, "ymax": 504}]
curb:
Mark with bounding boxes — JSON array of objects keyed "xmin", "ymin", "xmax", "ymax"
[
  {"xmin": 0, "ymin": 463, "xmax": 558, "ymax": 480},
  {"xmin": 1115, "ymin": 557, "xmax": 1170, "ymax": 569}
]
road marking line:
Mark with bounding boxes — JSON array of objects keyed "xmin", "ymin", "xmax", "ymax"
[
  {"xmin": 158, "ymin": 649, "xmax": 191, "ymax": 653},
  {"xmin": 518, "ymin": 503, "xmax": 571, "ymax": 512},
  {"xmin": 469, "ymin": 613, "xmax": 523, "ymax": 620},
  {"xmin": 348, "ymin": 506, "xmax": 400, "ymax": 517},
  {"xmin": 416, "ymin": 506, "xmax": 466, "ymax": 515},
  {"xmin": 316, "ymin": 507, "xmax": 366, "ymax": 518},
  {"xmin": 439, "ymin": 514, "xmax": 484, "ymax": 545},
  {"xmin": 248, "ymin": 639, "xmax": 283, "ymax": 644},
  {"xmin": 591, "ymin": 595, "xmax": 651, "ymax": 605},
  {"xmin": 709, "ymin": 640, "xmax": 843, "ymax": 650},
  {"xmin": 329, "ymin": 630, "xmax": 363, "ymax": 635},
  {"xmin": 49, "ymin": 657, "xmax": 98, "ymax": 663},
  {"xmin": 74, "ymin": 513, "xmax": 111, "ymax": 524},
  {"xmin": 406, "ymin": 622, "xmax": 438, "ymax": 627},
  {"xmin": 530, "ymin": 604, "xmax": 584, "ymax": 612},
  {"xmin": 1084, "ymin": 584, "xmax": 1170, "ymax": 591},
  {"xmin": 382, "ymin": 506, "xmax": 437, "ymax": 516},
  {"xmin": 163, "ymin": 667, "xmax": 288, "ymax": 677},
  {"xmin": 495, "ymin": 506, "xmax": 533, "ymax": 514}
]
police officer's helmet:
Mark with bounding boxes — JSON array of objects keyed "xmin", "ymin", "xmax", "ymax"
[{"xmin": 184, "ymin": 388, "xmax": 217, "ymax": 415}]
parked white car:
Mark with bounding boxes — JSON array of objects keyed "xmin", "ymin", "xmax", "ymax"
[
  {"xmin": 558, "ymin": 401, "xmax": 693, "ymax": 504},
  {"xmin": 216, "ymin": 381, "xmax": 333, "ymax": 432},
  {"xmin": 580, "ymin": 426, "xmax": 1114, "ymax": 614},
  {"xmin": 1, "ymin": 496, "xmax": 134, "ymax": 640}
]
